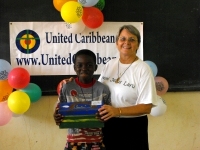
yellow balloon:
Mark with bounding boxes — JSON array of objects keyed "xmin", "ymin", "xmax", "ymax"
[
  {"xmin": 61, "ymin": 1, "xmax": 83, "ymax": 23},
  {"xmin": 53, "ymin": 0, "xmax": 77, "ymax": 12},
  {"xmin": 8, "ymin": 91, "xmax": 30, "ymax": 114}
]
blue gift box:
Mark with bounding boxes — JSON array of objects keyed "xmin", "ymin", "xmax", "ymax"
[{"xmin": 58, "ymin": 101, "xmax": 102, "ymax": 116}]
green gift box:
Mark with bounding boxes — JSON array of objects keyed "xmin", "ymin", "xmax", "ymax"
[{"xmin": 59, "ymin": 115, "xmax": 104, "ymax": 129}]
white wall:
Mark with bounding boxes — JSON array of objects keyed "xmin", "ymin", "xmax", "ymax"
[{"xmin": 0, "ymin": 92, "xmax": 200, "ymax": 150}]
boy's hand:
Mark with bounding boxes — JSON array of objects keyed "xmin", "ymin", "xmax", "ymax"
[
  {"xmin": 53, "ymin": 106, "xmax": 63, "ymax": 126},
  {"xmin": 62, "ymin": 77, "xmax": 74, "ymax": 84}
]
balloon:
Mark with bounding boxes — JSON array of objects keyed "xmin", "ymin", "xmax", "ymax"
[
  {"xmin": 8, "ymin": 91, "xmax": 31, "ymax": 114},
  {"xmin": 61, "ymin": 1, "xmax": 83, "ymax": 23},
  {"xmin": 66, "ymin": 19, "xmax": 85, "ymax": 34},
  {"xmin": 19, "ymin": 83, "xmax": 42, "ymax": 103},
  {"xmin": 94, "ymin": 0, "xmax": 105, "ymax": 10},
  {"xmin": 150, "ymin": 95, "xmax": 167, "ymax": 117},
  {"xmin": 78, "ymin": 0, "xmax": 99, "ymax": 7},
  {"xmin": 0, "ymin": 59, "xmax": 12, "ymax": 80},
  {"xmin": 0, "ymin": 80, "xmax": 13, "ymax": 102},
  {"xmin": 82, "ymin": 7, "xmax": 104, "ymax": 29},
  {"xmin": 144, "ymin": 60, "xmax": 158, "ymax": 77},
  {"xmin": 53, "ymin": 0, "xmax": 77, "ymax": 12},
  {"xmin": 8, "ymin": 67, "xmax": 30, "ymax": 89},
  {"xmin": 155, "ymin": 76, "xmax": 169, "ymax": 96},
  {"xmin": 0, "ymin": 101, "xmax": 12, "ymax": 126}
]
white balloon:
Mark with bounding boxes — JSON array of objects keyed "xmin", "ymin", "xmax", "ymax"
[
  {"xmin": 66, "ymin": 20, "xmax": 85, "ymax": 34},
  {"xmin": 0, "ymin": 59, "xmax": 12, "ymax": 80},
  {"xmin": 78, "ymin": 0, "xmax": 99, "ymax": 7},
  {"xmin": 150, "ymin": 95, "xmax": 167, "ymax": 117}
]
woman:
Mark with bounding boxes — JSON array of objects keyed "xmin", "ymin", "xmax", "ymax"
[{"xmin": 97, "ymin": 25, "xmax": 157, "ymax": 150}]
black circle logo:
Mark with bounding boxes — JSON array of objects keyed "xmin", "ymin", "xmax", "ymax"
[{"xmin": 16, "ymin": 30, "xmax": 40, "ymax": 54}]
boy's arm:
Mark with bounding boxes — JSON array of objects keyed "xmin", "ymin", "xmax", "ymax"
[
  {"xmin": 54, "ymin": 81, "xmax": 69, "ymax": 126},
  {"xmin": 53, "ymin": 101, "xmax": 63, "ymax": 126}
]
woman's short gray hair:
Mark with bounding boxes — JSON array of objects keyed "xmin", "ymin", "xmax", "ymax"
[{"xmin": 116, "ymin": 25, "xmax": 141, "ymax": 45}]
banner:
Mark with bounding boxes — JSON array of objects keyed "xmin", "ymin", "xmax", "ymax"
[{"xmin": 9, "ymin": 22, "xmax": 143, "ymax": 75}]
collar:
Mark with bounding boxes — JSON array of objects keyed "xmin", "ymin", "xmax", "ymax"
[{"xmin": 75, "ymin": 77, "xmax": 96, "ymax": 88}]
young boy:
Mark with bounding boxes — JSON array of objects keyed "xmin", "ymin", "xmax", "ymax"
[{"xmin": 53, "ymin": 49, "xmax": 111, "ymax": 150}]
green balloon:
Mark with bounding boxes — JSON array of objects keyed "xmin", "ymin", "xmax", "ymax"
[
  {"xmin": 19, "ymin": 83, "xmax": 42, "ymax": 103},
  {"xmin": 94, "ymin": 0, "xmax": 105, "ymax": 11}
]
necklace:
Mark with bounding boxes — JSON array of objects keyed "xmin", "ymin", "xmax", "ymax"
[
  {"xmin": 115, "ymin": 56, "xmax": 138, "ymax": 83},
  {"xmin": 79, "ymin": 79, "xmax": 93, "ymax": 101}
]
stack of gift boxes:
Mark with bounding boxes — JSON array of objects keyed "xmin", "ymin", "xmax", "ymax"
[{"xmin": 58, "ymin": 101, "xmax": 104, "ymax": 129}]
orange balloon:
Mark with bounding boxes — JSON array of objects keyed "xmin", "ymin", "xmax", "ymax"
[
  {"xmin": 0, "ymin": 80, "xmax": 13, "ymax": 102},
  {"xmin": 53, "ymin": 0, "xmax": 77, "ymax": 12}
]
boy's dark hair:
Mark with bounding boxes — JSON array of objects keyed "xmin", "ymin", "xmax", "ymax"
[{"xmin": 73, "ymin": 49, "xmax": 96, "ymax": 64}]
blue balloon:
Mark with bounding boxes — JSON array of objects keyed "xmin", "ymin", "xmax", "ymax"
[
  {"xmin": 0, "ymin": 59, "xmax": 12, "ymax": 80},
  {"xmin": 144, "ymin": 60, "xmax": 158, "ymax": 77}
]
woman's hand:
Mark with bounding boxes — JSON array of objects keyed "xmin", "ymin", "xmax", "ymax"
[
  {"xmin": 53, "ymin": 106, "xmax": 63, "ymax": 126},
  {"xmin": 57, "ymin": 77, "xmax": 74, "ymax": 95},
  {"xmin": 98, "ymin": 105, "xmax": 120, "ymax": 121},
  {"xmin": 95, "ymin": 112, "xmax": 104, "ymax": 122},
  {"xmin": 63, "ymin": 77, "xmax": 74, "ymax": 84}
]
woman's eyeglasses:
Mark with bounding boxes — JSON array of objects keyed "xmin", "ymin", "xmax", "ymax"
[{"xmin": 118, "ymin": 36, "xmax": 137, "ymax": 43}]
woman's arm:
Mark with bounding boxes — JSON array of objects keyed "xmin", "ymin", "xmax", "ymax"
[
  {"xmin": 98, "ymin": 103, "xmax": 153, "ymax": 121},
  {"xmin": 57, "ymin": 77, "xmax": 74, "ymax": 95}
]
